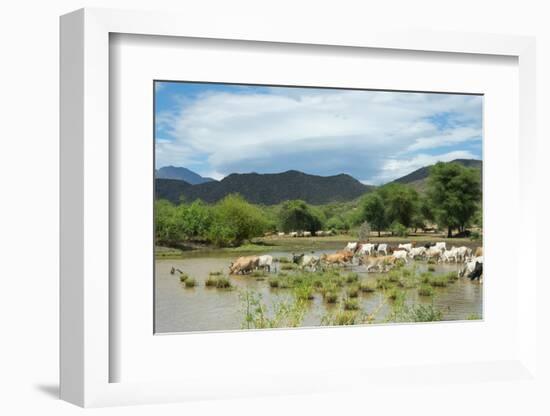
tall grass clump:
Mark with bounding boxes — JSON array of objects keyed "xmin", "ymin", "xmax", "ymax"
[
  {"xmin": 427, "ymin": 265, "xmax": 436, "ymax": 272},
  {"xmin": 376, "ymin": 277, "xmax": 392, "ymax": 290},
  {"xmin": 215, "ymin": 276, "xmax": 232, "ymax": 289},
  {"xmin": 386, "ymin": 288, "xmax": 405, "ymax": 302},
  {"xmin": 323, "ymin": 291, "xmax": 338, "ymax": 304},
  {"xmin": 343, "ymin": 297, "xmax": 360, "ymax": 311},
  {"xmin": 184, "ymin": 278, "xmax": 196, "ymax": 288},
  {"xmin": 179, "ymin": 273, "xmax": 189, "ymax": 282},
  {"xmin": 345, "ymin": 272, "xmax": 359, "ymax": 284},
  {"xmin": 360, "ymin": 281, "xmax": 376, "ymax": 293},
  {"xmin": 347, "ymin": 285, "xmax": 360, "ymax": 298},
  {"xmin": 418, "ymin": 284, "xmax": 434, "ymax": 297},
  {"xmin": 429, "ymin": 275, "xmax": 448, "ymax": 287},
  {"xmin": 268, "ymin": 277, "xmax": 280, "ymax": 288},
  {"xmin": 209, "ymin": 270, "xmax": 223, "ymax": 276}
]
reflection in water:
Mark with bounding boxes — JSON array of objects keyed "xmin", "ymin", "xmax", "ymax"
[{"xmin": 155, "ymin": 248, "xmax": 483, "ymax": 333}]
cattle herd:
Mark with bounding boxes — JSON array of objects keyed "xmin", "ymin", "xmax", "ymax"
[{"xmin": 228, "ymin": 241, "xmax": 484, "ymax": 282}]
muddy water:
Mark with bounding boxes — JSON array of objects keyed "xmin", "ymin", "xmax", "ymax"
[{"xmin": 155, "ymin": 247, "xmax": 483, "ymax": 333}]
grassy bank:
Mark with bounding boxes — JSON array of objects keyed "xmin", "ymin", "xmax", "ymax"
[{"xmin": 156, "ymin": 232, "xmax": 479, "ymax": 258}]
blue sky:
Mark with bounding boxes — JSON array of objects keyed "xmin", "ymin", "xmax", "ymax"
[{"xmin": 155, "ymin": 81, "xmax": 482, "ymax": 185}]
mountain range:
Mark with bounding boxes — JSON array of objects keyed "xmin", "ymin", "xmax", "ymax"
[
  {"xmin": 155, "ymin": 166, "xmax": 215, "ymax": 185},
  {"xmin": 155, "ymin": 159, "xmax": 482, "ymax": 205}
]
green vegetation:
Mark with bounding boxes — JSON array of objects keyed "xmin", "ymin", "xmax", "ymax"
[
  {"xmin": 467, "ymin": 313, "xmax": 482, "ymax": 320},
  {"xmin": 239, "ymin": 290, "xmax": 307, "ymax": 329},
  {"xmin": 178, "ymin": 273, "xmax": 189, "ymax": 282},
  {"xmin": 184, "ymin": 278, "xmax": 196, "ymax": 288},
  {"xmin": 360, "ymin": 281, "xmax": 376, "ymax": 293},
  {"xmin": 426, "ymin": 162, "xmax": 482, "ymax": 238},
  {"xmin": 418, "ymin": 284, "xmax": 434, "ymax": 297},
  {"xmin": 343, "ymin": 298, "xmax": 360, "ymax": 311},
  {"xmin": 279, "ymin": 199, "xmax": 325, "ymax": 233}
]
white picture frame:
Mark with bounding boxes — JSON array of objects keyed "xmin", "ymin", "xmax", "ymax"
[{"xmin": 60, "ymin": 8, "xmax": 538, "ymax": 407}]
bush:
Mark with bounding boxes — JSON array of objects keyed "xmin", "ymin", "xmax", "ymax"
[
  {"xmin": 207, "ymin": 194, "xmax": 268, "ymax": 247},
  {"xmin": 279, "ymin": 200, "xmax": 325, "ymax": 233},
  {"xmin": 389, "ymin": 221, "xmax": 408, "ymax": 237},
  {"xmin": 215, "ymin": 276, "xmax": 232, "ymax": 289},
  {"xmin": 356, "ymin": 221, "xmax": 371, "ymax": 241}
]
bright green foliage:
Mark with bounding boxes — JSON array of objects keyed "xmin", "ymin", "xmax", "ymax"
[
  {"xmin": 377, "ymin": 183, "xmax": 420, "ymax": 228},
  {"xmin": 426, "ymin": 162, "xmax": 482, "ymax": 237},
  {"xmin": 208, "ymin": 194, "xmax": 268, "ymax": 246}
]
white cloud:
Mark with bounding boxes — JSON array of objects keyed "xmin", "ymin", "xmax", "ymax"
[
  {"xmin": 155, "ymin": 87, "xmax": 482, "ymax": 183},
  {"xmin": 367, "ymin": 150, "xmax": 478, "ymax": 185}
]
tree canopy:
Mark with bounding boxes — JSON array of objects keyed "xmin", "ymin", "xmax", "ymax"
[
  {"xmin": 426, "ymin": 162, "xmax": 482, "ymax": 237},
  {"xmin": 278, "ymin": 200, "xmax": 325, "ymax": 233}
]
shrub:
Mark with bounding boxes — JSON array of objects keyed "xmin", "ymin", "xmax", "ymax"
[
  {"xmin": 356, "ymin": 221, "xmax": 371, "ymax": 241},
  {"xmin": 184, "ymin": 278, "xmax": 196, "ymax": 288},
  {"xmin": 390, "ymin": 221, "xmax": 408, "ymax": 237}
]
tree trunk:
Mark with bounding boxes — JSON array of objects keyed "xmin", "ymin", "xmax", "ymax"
[
  {"xmin": 447, "ymin": 226, "xmax": 452, "ymax": 238},
  {"xmin": 378, "ymin": 230, "xmax": 381, "ymax": 237}
]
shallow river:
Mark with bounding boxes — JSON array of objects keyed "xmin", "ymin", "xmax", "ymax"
[{"xmin": 155, "ymin": 244, "xmax": 483, "ymax": 333}]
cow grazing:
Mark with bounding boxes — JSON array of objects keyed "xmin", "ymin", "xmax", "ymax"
[
  {"xmin": 434, "ymin": 242, "xmax": 446, "ymax": 252},
  {"xmin": 425, "ymin": 247, "xmax": 442, "ymax": 262},
  {"xmin": 229, "ymin": 256, "xmax": 259, "ymax": 275},
  {"xmin": 408, "ymin": 246, "xmax": 426, "ymax": 259},
  {"xmin": 398, "ymin": 243, "xmax": 413, "ymax": 252},
  {"xmin": 321, "ymin": 251, "xmax": 353, "ymax": 266},
  {"xmin": 377, "ymin": 243, "xmax": 388, "ymax": 256},
  {"xmin": 360, "ymin": 255, "xmax": 396, "ymax": 272},
  {"xmin": 289, "ymin": 232, "xmax": 298, "ymax": 237},
  {"xmin": 357, "ymin": 243, "xmax": 376, "ymax": 256},
  {"xmin": 303, "ymin": 231, "xmax": 312, "ymax": 237},
  {"xmin": 392, "ymin": 250, "xmax": 409, "ymax": 263},
  {"xmin": 345, "ymin": 242, "xmax": 358, "ymax": 252},
  {"xmin": 258, "ymin": 255, "xmax": 274, "ymax": 272},
  {"xmin": 468, "ymin": 261, "xmax": 483, "ymax": 281}
]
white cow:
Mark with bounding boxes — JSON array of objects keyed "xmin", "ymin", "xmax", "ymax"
[
  {"xmin": 315, "ymin": 230, "xmax": 325, "ymax": 236},
  {"xmin": 425, "ymin": 247, "xmax": 442, "ymax": 262},
  {"xmin": 296, "ymin": 254, "xmax": 320, "ymax": 272},
  {"xmin": 398, "ymin": 243, "xmax": 413, "ymax": 252},
  {"xmin": 303, "ymin": 231, "xmax": 312, "ymax": 237},
  {"xmin": 455, "ymin": 246, "xmax": 472, "ymax": 262},
  {"xmin": 377, "ymin": 243, "xmax": 388, "ymax": 256},
  {"xmin": 434, "ymin": 242, "xmax": 446, "ymax": 252},
  {"xmin": 357, "ymin": 243, "xmax": 376, "ymax": 256},
  {"xmin": 345, "ymin": 242, "xmax": 358, "ymax": 252},
  {"xmin": 277, "ymin": 232, "xmax": 285, "ymax": 237},
  {"xmin": 408, "ymin": 246, "xmax": 426, "ymax": 259},
  {"xmin": 289, "ymin": 232, "xmax": 298, "ymax": 237},
  {"xmin": 393, "ymin": 250, "xmax": 409, "ymax": 263},
  {"xmin": 442, "ymin": 247, "xmax": 459, "ymax": 263},
  {"xmin": 258, "ymin": 255, "xmax": 274, "ymax": 272},
  {"xmin": 459, "ymin": 256, "xmax": 484, "ymax": 277}
]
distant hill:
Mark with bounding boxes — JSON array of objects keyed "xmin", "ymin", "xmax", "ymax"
[
  {"xmin": 155, "ymin": 166, "xmax": 215, "ymax": 185},
  {"xmin": 154, "ymin": 178, "xmax": 193, "ymax": 203},
  {"xmin": 156, "ymin": 170, "xmax": 374, "ymax": 205},
  {"xmin": 392, "ymin": 159, "xmax": 482, "ymax": 192}
]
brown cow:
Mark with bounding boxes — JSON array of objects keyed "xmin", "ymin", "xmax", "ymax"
[
  {"xmin": 359, "ymin": 255, "xmax": 396, "ymax": 272},
  {"xmin": 321, "ymin": 250, "xmax": 354, "ymax": 265},
  {"xmin": 474, "ymin": 247, "xmax": 483, "ymax": 257},
  {"xmin": 229, "ymin": 256, "xmax": 259, "ymax": 275}
]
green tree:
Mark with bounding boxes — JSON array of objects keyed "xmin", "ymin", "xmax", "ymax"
[
  {"xmin": 358, "ymin": 192, "xmax": 387, "ymax": 236},
  {"xmin": 426, "ymin": 162, "xmax": 482, "ymax": 237},
  {"xmin": 380, "ymin": 183, "xmax": 419, "ymax": 228},
  {"xmin": 174, "ymin": 200, "xmax": 212, "ymax": 239},
  {"xmin": 208, "ymin": 194, "xmax": 268, "ymax": 246},
  {"xmin": 155, "ymin": 199, "xmax": 180, "ymax": 244},
  {"xmin": 278, "ymin": 200, "xmax": 324, "ymax": 233}
]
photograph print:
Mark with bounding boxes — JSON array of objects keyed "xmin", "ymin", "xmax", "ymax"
[{"xmin": 154, "ymin": 81, "xmax": 483, "ymax": 333}]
